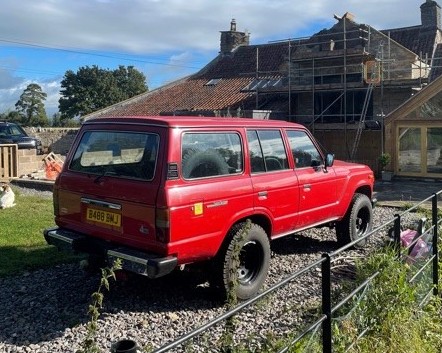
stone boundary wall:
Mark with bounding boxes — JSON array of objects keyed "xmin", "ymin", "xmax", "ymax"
[{"xmin": 24, "ymin": 127, "xmax": 79, "ymax": 155}]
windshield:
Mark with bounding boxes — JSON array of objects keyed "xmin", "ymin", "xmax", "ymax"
[
  {"xmin": 69, "ymin": 130, "xmax": 159, "ymax": 181},
  {"xmin": 0, "ymin": 124, "xmax": 26, "ymax": 137}
]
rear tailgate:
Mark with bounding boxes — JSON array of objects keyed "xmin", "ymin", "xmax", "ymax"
[
  {"xmin": 55, "ymin": 172, "xmax": 162, "ymax": 252},
  {"xmin": 53, "ymin": 125, "xmax": 167, "ymax": 255}
]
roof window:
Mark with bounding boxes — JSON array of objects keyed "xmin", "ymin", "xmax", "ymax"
[
  {"xmin": 242, "ymin": 79, "xmax": 282, "ymax": 91},
  {"xmin": 205, "ymin": 78, "xmax": 222, "ymax": 86}
]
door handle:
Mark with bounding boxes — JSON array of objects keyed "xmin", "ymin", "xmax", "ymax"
[
  {"xmin": 303, "ymin": 184, "xmax": 311, "ymax": 191},
  {"xmin": 258, "ymin": 191, "xmax": 268, "ymax": 197}
]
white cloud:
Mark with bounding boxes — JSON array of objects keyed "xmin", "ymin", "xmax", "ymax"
[
  {"xmin": 0, "ymin": 0, "xmax": 424, "ymax": 54},
  {"xmin": 0, "ymin": 0, "xmax": 428, "ymax": 114},
  {"xmin": 42, "ymin": 80, "xmax": 62, "ymax": 116}
]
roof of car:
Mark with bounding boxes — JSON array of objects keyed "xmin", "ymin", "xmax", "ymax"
[
  {"xmin": 0, "ymin": 121, "xmax": 21, "ymax": 125},
  {"xmin": 85, "ymin": 116, "xmax": 305, "ymax": 129}
]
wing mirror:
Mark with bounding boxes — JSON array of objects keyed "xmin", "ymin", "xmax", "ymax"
[{"xmin": 324, "ymin": 153, "xmax": 334, "ymax": 169}]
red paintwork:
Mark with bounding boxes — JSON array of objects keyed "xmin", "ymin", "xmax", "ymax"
[{"xmin": 54, "ymin": 116, "xmax": 375, "ymax": 265}]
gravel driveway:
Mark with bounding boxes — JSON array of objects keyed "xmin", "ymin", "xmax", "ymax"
[{"xmin": 0, "ymin": 196, "xmax": 419, "ymax": 352}]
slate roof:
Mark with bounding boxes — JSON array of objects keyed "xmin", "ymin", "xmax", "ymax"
[
  {"xmin": 197, "ymin": 42, "xmax": 290, "ymax": 79},
  {"xmin": 430, "ymin": 43, "xmax": 442, "ymax": 79},
  {"xmin": 381, "ymin": 25, "xmax": 439, "ymax": 60}
]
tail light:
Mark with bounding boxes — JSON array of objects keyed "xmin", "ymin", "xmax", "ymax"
[{"xmin": 155, "ymin": 208, "xmax": 170, "ymax": 243}]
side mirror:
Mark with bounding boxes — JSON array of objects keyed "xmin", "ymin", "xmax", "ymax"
[{"xmin": 325, "ymin": 153, "xmax": 334, "ymax": 168}]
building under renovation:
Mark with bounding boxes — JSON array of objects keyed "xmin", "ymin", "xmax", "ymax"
[{"xmin": 85, "ymin": 0, "xmax": 442, "ymax": 179}]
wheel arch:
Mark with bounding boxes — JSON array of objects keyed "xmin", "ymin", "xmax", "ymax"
[
  {"xmin": 354, "ymin": 184, "xmax": 372, "ymax": 199},
  {"xmin": 216, "ymin": 213, "xmax": 272, "ymax": 258}
]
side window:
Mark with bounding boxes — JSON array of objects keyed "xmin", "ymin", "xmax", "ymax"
[
  {"xmin": 247, "ymin": 131, "xmax": 265, "ymax": 172},
  {"xmin": 182, "ymin": 132, "xmax": 243, "ymax": 179},
  {"xmin": 286, "ymin": 130, "xmax": 322, "ymax": 168},
  {"xmin": 247, "ymin": 129, "xmax": 289, "ymax": 173}
]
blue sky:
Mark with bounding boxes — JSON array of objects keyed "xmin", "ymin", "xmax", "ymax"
[{"xmin": 0, "ymin": 0, "xmax": 425, "ymax": 117}]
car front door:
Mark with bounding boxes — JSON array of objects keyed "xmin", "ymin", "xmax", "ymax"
[{"xmin": 286, "ymin": 129, "xmax": 338, "ymax": 229}]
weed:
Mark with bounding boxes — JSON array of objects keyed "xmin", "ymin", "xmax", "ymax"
[
  {"xmin": 219, "ymin": 219, "xmax": 251, "ymax": 353},
  {"xmin": 77, "ymin": 258, "xmax": 122, "ymax": 353},
  {"xmin": 331, "ymin": 247, "xmax": 442, "ymax": 353}
]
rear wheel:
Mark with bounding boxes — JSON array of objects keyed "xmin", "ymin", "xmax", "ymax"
[
  {"xmin": 336, "ymin": 193, "xmax": 373, "ymax": 248},
  {"xmin": 212, "ymin": 222, "xmax": 271, "ymax": 301}
]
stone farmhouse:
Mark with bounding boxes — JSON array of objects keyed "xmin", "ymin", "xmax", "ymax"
[{"xmin": 82, "ymin": 0, "xmax": 442, "ymax": 179}]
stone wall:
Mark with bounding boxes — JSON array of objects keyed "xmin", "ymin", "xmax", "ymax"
[
  {"xmin": 1, "ymin": 127, "xmax": 76, "ymax": 179},
  {"xmin": 25, "ymin": 127, "xmax": 79, "ymax": 155}
]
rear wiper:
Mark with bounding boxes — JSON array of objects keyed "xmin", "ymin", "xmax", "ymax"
[{"xmin": 94, "ymin": 170, "xmax": 117, "ymax": 183}]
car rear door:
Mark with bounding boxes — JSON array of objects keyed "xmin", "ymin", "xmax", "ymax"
[{"xmin": 247, "ymin": 129, "xmax": 300, "ymax": 236}]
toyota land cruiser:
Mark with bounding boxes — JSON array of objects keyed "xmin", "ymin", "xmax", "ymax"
[{"xmin": 44, "ymin": 116, "xmax": 375, "ymax": 299}]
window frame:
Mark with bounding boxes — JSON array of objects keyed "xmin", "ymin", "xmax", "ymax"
[
  {"xmin": 181, "ymin": 131, "xmax": 244, "ymax": 180},
  {"xmin": 247, "ymin": 129, "xmax": 290, "ymax": 173},
  {"xmin": 286, "ymin": 129, "xmax": 323, "ymax": 169},
  {"xmin": 68, "ymin": 130, "xmax": 160, "ymax": 181}
]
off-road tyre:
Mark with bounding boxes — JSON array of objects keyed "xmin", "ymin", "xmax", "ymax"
[
  {"xmin": 336, "ymin": 193, "xmax": 373, "ymax": 248},
  {"xmin": 212, "ymin": 222, "xmax": 271, "ymax": 301}
]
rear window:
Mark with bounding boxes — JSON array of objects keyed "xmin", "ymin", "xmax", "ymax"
[{"xmin": 69, "ymin": 131, "xmax": 159, "ymax": 180}]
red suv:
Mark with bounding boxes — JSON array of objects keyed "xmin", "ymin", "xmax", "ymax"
[{"xmin": 44, "ymin": 116, "xmax": 375, "ymax": 299}]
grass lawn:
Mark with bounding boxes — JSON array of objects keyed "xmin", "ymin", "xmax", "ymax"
[{"xmin": 0, "ymin": 188, "xmax": 81, "ymax": 277}]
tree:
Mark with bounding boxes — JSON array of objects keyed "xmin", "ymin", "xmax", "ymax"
[
  {"xmin": 0, "ymin": 110, "xmax": 22, "ymax": 123},
  {"xmin": 113, "ymin": 65, "xmax": 148, "ymax": 98},
  {"xmin": 58, "ymin": 65, "xmax": 148, "ymax": 120},
  {"xmin": 51, "ymin": 112, "xmax": 62, "ymax": 127},
  {"xmin": 15, "ymin": 83, "xmax": 49, "ymax": 126}
]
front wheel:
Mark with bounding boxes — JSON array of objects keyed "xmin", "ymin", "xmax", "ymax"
[
  {"xmin": 336, "ymin": 193, "xmax": 373, "ymax": 248},
  {"xmin": 213, "ymin": 222, "xmax": 271, "ymax": 301}
]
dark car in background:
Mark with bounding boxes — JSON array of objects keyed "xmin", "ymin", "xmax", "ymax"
[{"xmin": 0, "ymin": 121, "xmax": 42, "ymax": 154}]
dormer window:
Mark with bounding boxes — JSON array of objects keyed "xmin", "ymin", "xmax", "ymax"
[{"xmin": 205, "ymin": 78, "xmax": 222, "ymax": 86}]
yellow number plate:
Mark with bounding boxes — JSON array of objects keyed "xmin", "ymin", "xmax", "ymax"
[{"xmin": 86, "ymin": 208, "xmax": 121, "ymax": 227}]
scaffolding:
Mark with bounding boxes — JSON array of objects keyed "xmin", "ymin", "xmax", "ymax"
[{"xmin": 247, "ymin": 18, "xmax": 432, "ymax": 160}]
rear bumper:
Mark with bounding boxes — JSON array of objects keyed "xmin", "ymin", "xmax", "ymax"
[{"xmin": 44, "ymin": 227, "xmax": 177, "ymax": 278}]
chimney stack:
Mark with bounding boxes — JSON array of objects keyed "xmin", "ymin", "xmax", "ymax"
[
  {"xmin": 421, "ymin": 0, "xmax": 441, "ymax": 28},
  {"xmin": 220, "ymin": 19, "xmax": 250, "ymax": 55}
]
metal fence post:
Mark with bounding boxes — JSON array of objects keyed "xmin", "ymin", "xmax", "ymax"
[
  {"xmin": 432, "ymin": 194, "xmax": 439, "ymax": 296},
  {"xmin": 322, "ymin": 253, "xmax": 332, "ymax": 353},
  {"xmin": 394, "ymin": 214, "xmax": 401, "ymax": 258}
]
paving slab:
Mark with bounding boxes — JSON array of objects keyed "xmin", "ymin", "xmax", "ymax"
[{"xmin": 374, "ymin": 178, "xmax": 442, "ymax": 208}]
